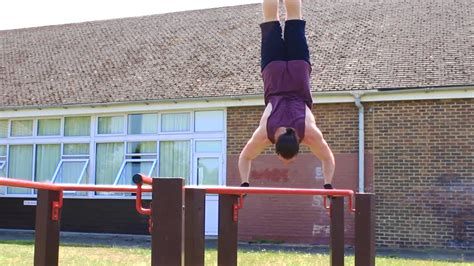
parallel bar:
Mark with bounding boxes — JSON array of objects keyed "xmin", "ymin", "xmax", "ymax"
[
  {"xmin": 355, "ymin": 193, "xmax": 375, "ymax": 266},
  {"xmin": 185, "ymin": 188, "xmax": 206, "ymax": 266},
  {"xmin": 152, "ymin": 178, "xmax": 184, "ymax": 266},
  {"xmin": 218, "ymin": 194, "xmax": 239, "ymax": 266},
  {"xmin": 34, "ymin": 189, "xmax": 61, "ymax": 266},
  {"xmin": 188, "ymin": 185, "xmax": 354, "ymax": 197},
  {"xmin": 330, "ymin": 197, "xmax": 345, "ymax": 266}
]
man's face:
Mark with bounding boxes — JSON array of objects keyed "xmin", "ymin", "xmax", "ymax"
[{"xmin": 277, "ymin": 154, "xmax": 297, "ymax": 166}]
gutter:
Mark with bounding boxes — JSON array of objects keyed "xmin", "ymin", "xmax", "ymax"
[{"xmin": 352, "ymin": 92, "xmax": 365, "ymax": 193}]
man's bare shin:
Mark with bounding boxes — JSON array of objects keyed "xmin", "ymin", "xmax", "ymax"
[{"xmin": 263, "ymin": 0, "xmax": 279, "ymax": 22}]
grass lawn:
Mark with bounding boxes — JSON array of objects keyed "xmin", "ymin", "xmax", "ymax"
[{"xmin": 0, "ymin": 240, "xmax": 472, "ymax": 266}]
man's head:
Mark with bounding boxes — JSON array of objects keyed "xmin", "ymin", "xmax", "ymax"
[{"xmin": 275, "ymin": 128, "xmax": 299, "ymax": 164}]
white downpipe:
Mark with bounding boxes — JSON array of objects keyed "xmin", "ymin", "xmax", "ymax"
[{"xmin": 353, "ymin": 94, "xmax": 365, "ymax": 193}]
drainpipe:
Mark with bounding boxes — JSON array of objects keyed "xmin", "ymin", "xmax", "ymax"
[{"xmin": 353, "ymin": 93, "xmax": 365, "ymax": 193}]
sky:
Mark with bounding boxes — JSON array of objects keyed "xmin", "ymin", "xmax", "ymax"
[{"xmin": 0, "ymin": 0, "xmax": 260, "ymax": 31}]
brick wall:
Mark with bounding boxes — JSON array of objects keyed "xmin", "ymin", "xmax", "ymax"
[
  {"xmin": 367, "ymin": 99, "xmax": 474, "ymax": 249},
  {"xmin": 227, "ymin": 98, "xmax": 473, "ymax": 249}
]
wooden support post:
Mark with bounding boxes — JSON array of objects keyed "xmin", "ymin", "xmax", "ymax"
[
  {"xmin": 184, "ymin": 188, "xmax": 206, "ymax": 266},
  {"xmin": 330, "ymin": 196, "xmax": 344, "ymax": 266},
  {"xmin": 34, "ymin": 189, "xmax": 61, "ymax": 266},
  {"xmin": 217, "ymin": 194, "xmax": 239, "ymax": 266},
  {"xmin": 152, "ymin": 178, "xmax": 184, "ymax": 266},
  {"xmin": 355, "ymin": 193, "xmax": 375, "ymax": 266}
]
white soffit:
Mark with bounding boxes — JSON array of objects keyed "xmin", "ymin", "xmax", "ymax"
[{"xmin": 0, "ymin": 87, "xmax": 472, "ymax": 118}]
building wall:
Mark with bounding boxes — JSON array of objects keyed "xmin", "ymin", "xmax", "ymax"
[{"xmin": 227, "ymin": 98, "xmax": 473, "ymax": 249}]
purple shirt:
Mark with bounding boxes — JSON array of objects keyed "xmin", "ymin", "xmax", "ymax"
[{"xmin": 262, "ymin": 60, "xmax": 312, "ymax": 144}]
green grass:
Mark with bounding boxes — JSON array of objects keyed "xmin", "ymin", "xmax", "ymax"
[{"xmin": 0, "ymin": 241, "xmax": 472, "ymax": 266}]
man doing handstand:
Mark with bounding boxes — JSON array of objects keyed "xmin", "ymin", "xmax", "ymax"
[{"xmin": 239, "ymin": 0, "xmax": 335, "ymax": 189}]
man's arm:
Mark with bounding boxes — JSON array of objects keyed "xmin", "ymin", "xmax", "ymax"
[
  {"xmin": 302, "ymin": 108, "xmax": 335, "ymax": 185},
  {"xmin": 238, "ymin": 124, "xmax": 271, "ymax": 184},
  {"xmin": 238, "ymin": 104, "xmax": 273, "ymax": 184}
]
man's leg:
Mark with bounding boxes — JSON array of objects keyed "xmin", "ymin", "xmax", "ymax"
[
  {"xmin": 284, "ymin": 0, "xmax": 302, "ymax": 20},
  {"xmin": 262, "ymin": 0, "xmax": 279, "ymax": 22},
  {"xmin": 283, "ymin": 0, "xmax": 310, "ymax": 65},
  {"xmin": 260, "ymin": 0, "xmax": 286, "ymax": 71}
]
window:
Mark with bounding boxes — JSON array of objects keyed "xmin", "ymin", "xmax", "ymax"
[
  {"xmin": 195, "ymin": 111, "xmax": 224, "ymax": 132},
  {"xmin": 11, "ymin": 120, "xmax": 33, "ymax": 137},
  {"xmin": 95, "ymin": 143, "xmax": 124, "ymax": 187},
  {"xmin": 98, "ymin": 116, "xmax": 124, "ymax": 135},
  {"xmin": 0, "ymin": 120, "xmax": 7, "ymax": 138},
  {"xmin": 38, "ymin": 119, "xmax": 61, "ymax": 136},
  {"xmin": 0, "ymin": 145, "xmax": 6, "ymax": 175},
  {"xmin": 114, "ymin": 141, "xmax": 157, "ymax": 186},
  {"xmin": 64, "ymin": 116, "xmax": 90, "ymax": 136},
  {"xmin": 160, "ymin": 141, "xmax": 190, "ymax": 184},
  {"xmin": 0, "ymin": 146, "xmax": 5, "ymax": 194},
  {"xmin": 196, "ymin": 140, "xmax": 222, "ymax": 153},
  {"xmin": 52, "ymin": 144, "xmax": 90, "ymax": 195},
  {"xmin": 8, "ymin": 145, "xmax": 34, "ymax": 194},
  {"xmin": 128, "ymin": 114, "xmax": 158, "ymax": 134},
  {"xmin": 161, "ymin": 113, "xmax": 190, "ymax": 132},
  {"xmin": 35, "ymin": 144, "xmax": 61, "ymax": 182},
  {"xmin": 197, "ymin": 158, "xmax": 219, "ymax": 185}
]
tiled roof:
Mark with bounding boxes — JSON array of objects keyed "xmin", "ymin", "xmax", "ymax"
[{"xmin": 1, "ymin": 0, "xmax": 473, "ymax": 108}]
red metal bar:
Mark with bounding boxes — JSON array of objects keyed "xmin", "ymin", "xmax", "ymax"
[
  {"xmin": 186, "ymin": 185, "xmax": 354, "ymax": 197},
  {"xmin": 135, "ymin": 183, "xmax": 151, "ymax": 215},
  {"xmin": 0, "ymin": 177, "xmax": 152, "ymax": 193},
  {"xmin": 132, "ymin": 173, "xmax": 153, "ymax": 186}
]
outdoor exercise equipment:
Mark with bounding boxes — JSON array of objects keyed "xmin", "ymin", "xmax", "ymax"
[{"xmin": 0, "ymin": 175, "xmax": 375, "ymax": 266}]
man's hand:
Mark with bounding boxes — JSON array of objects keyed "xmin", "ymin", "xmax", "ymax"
[{"xmin": 323, "ymin": 184, "xmax": 333, "ymax": 189}]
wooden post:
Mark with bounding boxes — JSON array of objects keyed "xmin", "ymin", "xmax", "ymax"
[
  {"xmin": 217, "ymin": 194, "xmax": 239, "ymax": 266},
  {"xmin": 330, "ymin": 196, "xmax": 344, "ymax": 266},
  {"xmin": 34, "ymin": 189, "xmax": 61, "ymax": 266},
  {"xmin": 355, "ymin": 193, "xmax": 375, "ymax": 266},
  {"xmin": 184, "ymin": 188, "xmax": 206, "ymax": 266},
  {"xmin": 152, "ymin": 178, "xmax": 184, "ymax": 266}
]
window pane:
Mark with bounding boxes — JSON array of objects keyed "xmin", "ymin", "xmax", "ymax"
[
  {"xmin": 128, "ymin": 114, "xmax": 158, "ymax": 134},
  {"xmin": 0, "ymin": 120, "xmax": 7, "ymax": 138},
  {"xmin": 64, "ymin": 117, "xmax": 90, "ymax": 136},
  {"xmin": 195, "ymin": 111, "xmax": 224, "ymax": 132},
  {"xmin": 159, "ymin": 141, "xmax": 190, "ymax": 184},
  {"xmin": 38, "ymin": 119, "xmax": 61, "ymax": 136},
  {"xmin": 11, "ymin": 120, "xmax": 33, "ymax": 137},
  {"xmin": 161, "ymin": 113, "xmax": 190, "ymax": 132},
  {"xmin": 98, "ymin": 116, "xmax": 124, "ymax": 135},
  {"xmin": 117, "ymin": 161, "xmax": 155, "ymax": 185},
  {"xmin": 8, "ymin": 145, "xmax": 33, "ymax": 194},
  {"xmin": 198, "ymin": 158, "xmax": 219, "ymax": 185},
  {"xmin": 35, "ymin": 144, "xmax": 61, "ymax": 182},
  {"xmin": 0, "ymin": 145, "xmax": 6, "ymax": 156},
  {"xmin": 196, "ymin": 141, "xmax": 222, "ymax": 153},
  {"xmin": 64, "ymin": 144, "xmax": 89, "ymax": 155},
  {"xmin": 55, "ymin": 161, "xmax": 88, "ymax": 184},
  {"xmin": 127, "ymin": 142, "xmax": 156, "ymax": 154},
  {"xmin": 95, "ymin": 143, "xmax": 124, "ymax": 185}
]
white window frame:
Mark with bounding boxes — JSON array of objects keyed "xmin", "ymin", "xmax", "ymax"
[
  {"xmin": 0, "ymin": 108, "xmax": 228, "ymax": 199},
  {"xmin": 9, "ymin": 119, "xmax": 34, "ymax": 138},
  {"xmin": 96, "ymin": 114, "xmax": 126, "ymax": 136},
  {"xmin": 37, "ymin": 117, "xmax": 63, "ymax": 138},
  {"xmin": 159, "ymin": 111, "xmax": 193, "ymax": 134},
  {"xmin": 113, "ymin": 158, "xmax": 157, "ymax": 185},
  {"xmin": 51, "ymin": 158, "xmax": 90, "ymax": 185}
]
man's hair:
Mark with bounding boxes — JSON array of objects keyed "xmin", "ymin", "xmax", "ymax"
[{"xmin": 275, "ymin": 128, "xmax": 299, "ymax": 159}]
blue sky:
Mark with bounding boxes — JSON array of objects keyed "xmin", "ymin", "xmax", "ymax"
[{"xmin": 0, "ymin": 0, "xmax": 260, "ymax": 30}]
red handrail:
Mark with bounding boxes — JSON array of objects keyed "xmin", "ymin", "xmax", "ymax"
[
  {"xmin": 186, "ymin": 185, "xmax": 354, "ymax": 197},
  {"xmin": 0, "ymin": 177, "xmax": 152, "ymax": 193}
]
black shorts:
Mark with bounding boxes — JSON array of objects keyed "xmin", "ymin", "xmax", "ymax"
[{"xmin": 260, "ymin": 20, "xmax": 310, "ymax": 71}]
